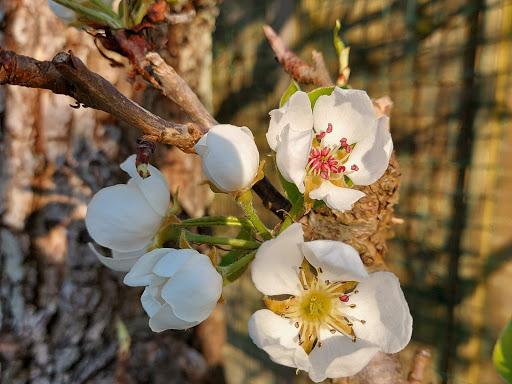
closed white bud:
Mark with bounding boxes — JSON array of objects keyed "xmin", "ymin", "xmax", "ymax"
[{"xmin": 195, "ymin": 124, "xmax": 260, "ymax": 193}]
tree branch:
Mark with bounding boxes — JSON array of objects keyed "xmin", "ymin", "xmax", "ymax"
[
  {"xmin": 263, "ymin": 25, "xmax": 332, "ymax": 86},
  {"xmin": 0, "ymin": 49, "xmax": 204, "ymax": 152}
]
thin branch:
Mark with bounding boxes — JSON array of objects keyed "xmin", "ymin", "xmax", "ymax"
[
  {"xmin": 0, "ymin": 49, "xmax": 204, "ymax": 152},
  {"xmin": 145, "ymin": 52, "xmax": 217, "ymax": 128},
  {"xmin": 408, "ymin": 348, "xmax": 431, "ymax": 384},
  {"xmin": 263, "ymin": 25, "xmax": 332, "ymax": 86}
]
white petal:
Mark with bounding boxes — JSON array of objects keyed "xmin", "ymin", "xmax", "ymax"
[
  {"xmin": 267, "ymin": 91, "xmax": 313, "ymax": 150},
  {"xmin": 301, "ymin": 240, "xmax": 368, "ymax": 281},
  {"xmin": 123, "ymin": 248, "xmax": 169, "ymax": 286},
  {"xmin": 85, "ymin": 183, "xmax": 162, "ymax": 252},
  {"xmin": 141, "ymin": 285, "xmax": 164, "ymax": 317},
  {"xmin": 346, "ymin": 116, "xmax": 393, "ymax": 186},
  {"xmin": 195, "ymin": 124, "xmax": 260, "ymax": 192},
  {"xmin": 313, "ymin": 88, "xmax": 377, "ymax": 146},
  {"xmin": 275, "ymin": 127, "xmax": 313, "ymax": 193},
  {"xmin": 121, "ymin": 155, "xmax": 170, "ymax": 216},
  {"xmin": 308, "ymin": 336, "xmax": 379, "ymax": 382},
  {"xmin": 160, "ymin": 254, "xmax": 222, "ymax": 322},
  {"xmin": 251, "ymin": 223, "xmax": 304, "ymax": 296},
  {"xmin": 149, "ymin": 304, "xmax": 200, "ymax": 332},
  {"xmin": 309, "ymin": 181, "xmax": 366, "ymax": 212},
  {"xmin": 349, "ymin": 272, "xmax": 413, "ymax": 353},
  {"xmin": 152, "ymin": 249, "xmax": 199, "ymax": 278},
  {"xmin": 88, "ymin": 243, "xmax": 145, "ymax": 272},
  {"xmin": 248, "ymin": 309, "xmax": 310, "ymax": 371}
]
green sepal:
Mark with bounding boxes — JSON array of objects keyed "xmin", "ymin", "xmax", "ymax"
[
  {"xmin": 308, "ymin": 86, "xmax": 335, "ymax": 108},
  {"xmin": 279, "ymin": 80, "xmax": 301, "ymax": 107},
  {"xmin": 494, "ymin": 320, "xmax": 512, "ymax": 383},
  {"xmin": 217, "ymin": 250, "xmax": 256, "ymax": 284}
]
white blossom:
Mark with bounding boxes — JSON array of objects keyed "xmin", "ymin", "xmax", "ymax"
[
  {"xmin": 267, "ymin": 88, "xmax": 393, "ymax": 211},
  {"xmin": 195, "ymin": 124, "xmax": 260, "ymax": 193},
  {"xmin": 48, "ymin": 1, "xmax": 77, "ymax": 23},
  {"xmin": 249, "ymin": 223, "xmax": 412, "ymax": 382},
  {"xmin": 124, "ymin": 248, "xmax": 223, "ymax": 332},
  {"xmin": 85, "ymin": 155, "xmax": 170, "ymax": 272}
]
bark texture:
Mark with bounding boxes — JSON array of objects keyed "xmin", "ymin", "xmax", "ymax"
[{"xmin": 0, "ymin": 1, "xmax": 219, "ymax": 383}]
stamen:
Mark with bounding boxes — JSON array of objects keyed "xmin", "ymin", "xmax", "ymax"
[
  {"xmin": 326, "ymin": 123, "xmax": 333, "ymax": 133},
  {"xmin": 351, "ymin": 164, "xmax": 359, "ymax": 171},
  {"xmin": 339, "ymin": 295, "xmax": 349, "ymax": 302}
]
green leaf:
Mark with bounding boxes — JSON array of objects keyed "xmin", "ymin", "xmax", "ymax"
[
  {"xmin": 494, "ymin": 320, "xmax": 512, "ymax": 383},
  {"xmin": 278, "ymin": 170, "xmax": 302, "ymax": 205},
  {"xmin": 308, "ymin": 86, "xmax": 335, "ymax": 108},
  {"xmin": 344, "ymin": 175, "xmax": 354, "ymax": 188},
  {"xmin": 279, "ymin": 80, "xmax": 301, "ymax": 108},
  {"xmin": 217, "ymin": 251, "xmax": 256, "ymax": 283}
]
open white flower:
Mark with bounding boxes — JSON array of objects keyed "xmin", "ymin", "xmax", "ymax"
[
  {"xmin": 195, "ymin": 124, "xmax": 260, "ymax": 193},
  {"xmin": 249, "ymin": 223, "xmax": 412, "ymax": 382},
  {"xmin": 267, "ymin": 87, "xmax": 393, "ymax": 211},
  {"xmin": 85, "ymin": 155, "xmax": 170, "ymax": 272},
  {"xmin": 48, "ymin": 1, "xmax": 77, "ymax": 23},
  {"xmin": 124, "ymin": 248, "xmax": 223, "ymax": 332}
]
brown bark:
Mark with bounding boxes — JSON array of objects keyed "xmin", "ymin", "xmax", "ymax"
[{"xmin": 0, "ymin": 1, "xmax": 219, "ymax": 383}]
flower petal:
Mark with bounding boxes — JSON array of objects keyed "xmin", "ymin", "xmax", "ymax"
[
  {"xmin": 301, "ymin": 240, "xmax": 368, "ymax": 281},
  {"xmin": 149, "ymin": 304, "xmax": 200, "ymax": 332},
  {"xmin": 251, "ymin": 223, "xmax": 304, "ymax": 296},
  {"xmin": 267, "ymin": 91, "xmax": 313, "ymax": 150},
  {"xmin": 196, "ymin": 124, "xmax": 260, "ymax": 192},
  {"xmin": 309, "ymin": 181, "xmax": 366, "ymax": 212},
  {"xmin": 346, "ymin": 116, "xmax": 393, "ymax": 186},
  {"xmin": 141, "ymin": 285, "xmax": 164, "ymax": 317},
  {"xmin": 248, "ymin": 309, "xmax": 310, "ymax": 371},
  {"xmin": 275, "ymin": 126, "xmax": 313, "ymax": 193},
  {"xmin": 123, "ymin": 248, "xmax": 170, "ymax": 286},
  {"xmin": 152, "ymin": 249, "xmax": 199, "ymax": 278},
  {"xmin": 160, "ymin": 253, "xmax": 222, "ymax": 322},
  {"xmin": 88, "ymin": 243, "xmax": 144, "ymax": 272},
  {"xmin": 85, "ymin": 183, "xmax": 162, "ymax": 252},
  {"xmin": 121, "ymin": 155, "xmax": 170, "ymax": 216},
  {"xmin": 313, "ymin": 88, "xmax": 377, "ymax": 146},
  {"xmin": 349, "ymin": 271, "xmax": 413, "ymax": 353},
  {"xmin": 308, "ymin": 336, "xmax": 379, "ymax": 382}
]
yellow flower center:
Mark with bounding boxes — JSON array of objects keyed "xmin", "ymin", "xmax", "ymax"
[{"xmin": 263, "ymin": 260, "xmax": 365, "ymax": 354}]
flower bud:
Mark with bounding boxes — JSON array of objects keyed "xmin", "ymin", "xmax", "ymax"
[
  {"xmin": 195, "ymin": 124, "xmax": 260, "ymax": 193},
  {"xmin": 124, "ymin": 248, "xmax": 223, "ymax": 332}
]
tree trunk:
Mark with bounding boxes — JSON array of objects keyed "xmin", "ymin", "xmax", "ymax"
[{"xmin": 0, "ymin": 1, "xmax": 220, "ymax": 383}]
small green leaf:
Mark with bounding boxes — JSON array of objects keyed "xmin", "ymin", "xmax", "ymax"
[
  {"xmin": 494, "ymin": 320, "xmax": 512, "ymax": 383},
  {"xmin": 279, "ymin": 80, "xmax": 301, "ymax": 107},
  {"xmin": 217, "ymin": 251, "xmax": 256, "ymax": 283},
  {"xmin": 278, "ymin": 170, "xmax": 302, "ymax": 205},
  {"xmin": 308, "ymin": 86, "xmax": 335, "ymax": 108}
]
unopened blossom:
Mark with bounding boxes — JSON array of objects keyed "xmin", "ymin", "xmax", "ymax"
[
  {"xmin": 124, "ymin": 248, "xmax": 223, "ymax": 332},
  {"xmin": 85, "ymin": 155, "xmax": 170, "ymax": 272},
  {"xmin": 267, "ymin": 88, "xmax": 393, "ymax": 211},
  {"xmin": 195, "ymin": 124, "xmax": 260, "ymax": 193},
  {"xmin": 249, "ymin": 223, "xmax": 412, "ymax": 382},
  {"xmin": 48, "ymin": 1, "xmax": 77, "ymax": 23}
]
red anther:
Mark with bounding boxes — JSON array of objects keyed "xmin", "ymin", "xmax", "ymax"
[
  {"xmin": 316, "ymin": 132, "xmax": 326, "ymax": 140},
  {"xmin": 326, "ymin": 123, "xmax": 333, "ymax": 133},
  {"xmin": 340, "ymin": 137, "xmax": 347, "ymax": 144},
  {"xmin": 351, "ymin": 164, "xmax": 359, "ymax": 171},
  {"xmin": 346, "ymin": 146, "xmax": 352, "ymax": 153},
  {"xmin": 339, "ymin": 295, "xmax": 349, "ymax": 302},
  {"xmin": 320, "ymin": 172, "xmax": 329, "ymax": 179},
  {"xmin": 338, "ymin": 165, "xmax": 346, "ymax": 173},
  {"xmin": 321, "ymin": 147, "xmax": 330, "ymax": 156}
]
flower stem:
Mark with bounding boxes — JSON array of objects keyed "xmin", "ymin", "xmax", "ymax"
[
  {"xmin": 183, "ymin": 231, "xmax": 260, "ymax": 249},
  {"xmin": 279, "ymin": 196, "xmax": 305, "ymax": 234},
  {"xmin": 237, "ymin": 190, "xmax": 273, "ymax": 240},
  {"xmin": 180, "ymin": 216, "xmax": 252, "ymax": 228}
]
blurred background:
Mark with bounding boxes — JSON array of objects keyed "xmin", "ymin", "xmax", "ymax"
[{"xmin": 0, "ymin": 0, "xmax": 510, "ymax": 383}]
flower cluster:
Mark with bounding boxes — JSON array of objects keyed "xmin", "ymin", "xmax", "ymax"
[{"xmin": 85, "ymin": 86, "xmax": 411, "ymax": 381}]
